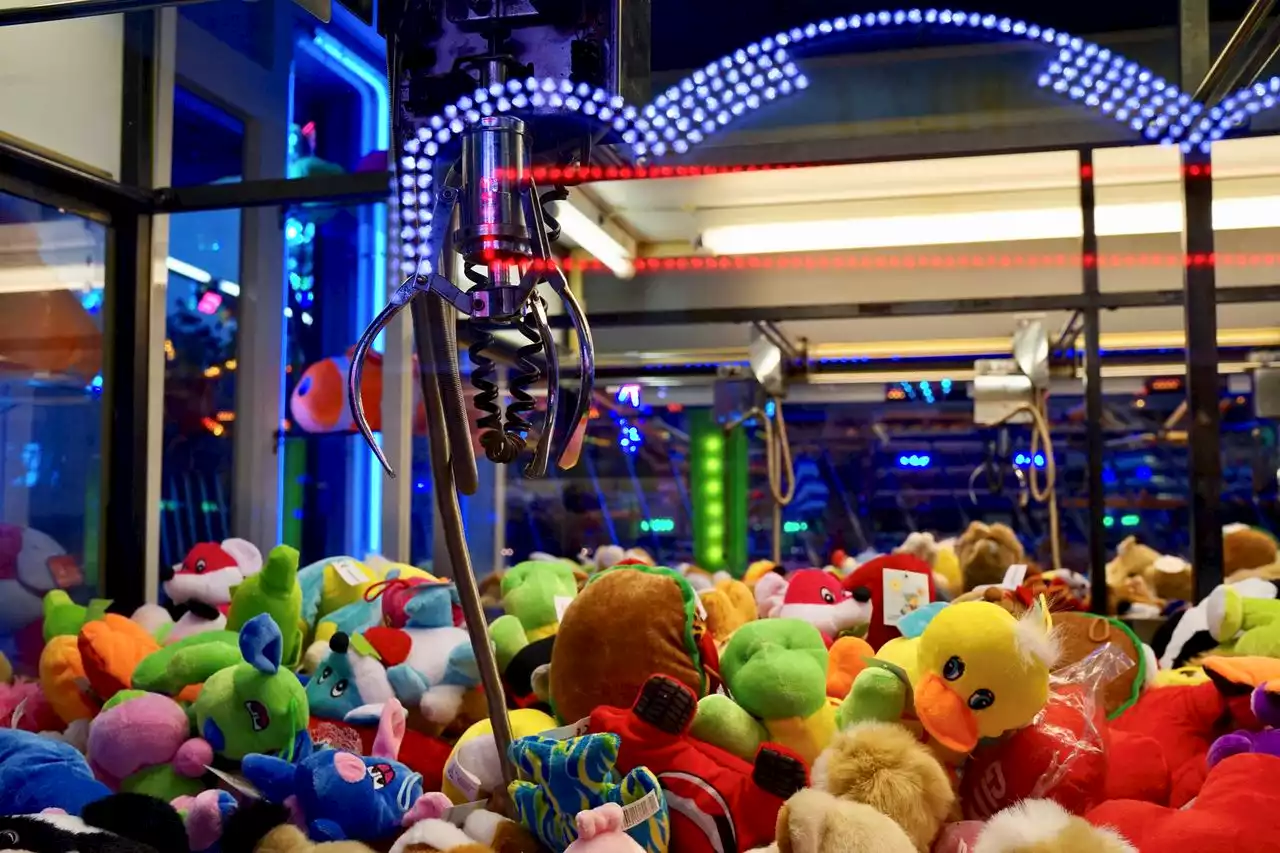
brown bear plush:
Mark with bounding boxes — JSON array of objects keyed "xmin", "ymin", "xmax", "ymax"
[{"xmin": 956, "ymin": 522, "xmax": 1025, "ymax": 592}]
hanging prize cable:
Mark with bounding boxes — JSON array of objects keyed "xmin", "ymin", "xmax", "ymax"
[
  {"xmin": 989, "ymin": 391, "xmax": 1061, "ymax": 572},
  {"xmin": 726, "ymin": 400, "xmax": 797, "ymax": 564}
]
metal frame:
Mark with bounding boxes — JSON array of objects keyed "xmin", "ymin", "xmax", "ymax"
[{"xmin": 4, "ymin": 2, "xmax": 1280, "ymax": 613}]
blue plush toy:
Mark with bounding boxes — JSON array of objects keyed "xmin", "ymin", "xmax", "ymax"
[
  {"xmin": 0, "ymin": 728, "xmax": 110, "ymax": 816},
  {"xmin": 241, "ymin": 698, "xmax": 450, "ymax": 842}
]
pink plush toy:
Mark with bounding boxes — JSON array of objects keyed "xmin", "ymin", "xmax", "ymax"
[
  {"xmin": 0, "ymin": 679, "xmax": 63, "ymax": 733},
  {"xmin": 563, "ymin": 804, "xmax": 646, "ymax": 853},
  {"xmin": 87, "ymin": 691, "xmax": 212, "ymax": 798}
]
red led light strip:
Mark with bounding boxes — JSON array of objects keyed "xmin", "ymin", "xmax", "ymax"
[
  {"xmin": 488, "ymin": 252, "xmax": 1266, "ymax": 274},
  {"xmin": 492, "ymin": 162, "xmax": 1216, "ymax": 185}
]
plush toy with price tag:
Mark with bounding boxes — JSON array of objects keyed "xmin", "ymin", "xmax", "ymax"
[{"xmin": 507, "ymin": 730, "xmax": 671, "ymax": 853}]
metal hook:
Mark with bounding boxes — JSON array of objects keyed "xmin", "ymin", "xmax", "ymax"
[
  {"xmin": 525, "ymin": 295, "xmax": 557, "ymax": 479},
  {"xmin": 349, "ymin": 276, "xmax": 425, "ymax": 477}
]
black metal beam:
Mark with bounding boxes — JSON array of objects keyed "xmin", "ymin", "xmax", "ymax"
[
  {"xmin": 100, "ymin": 11, "xmax": 156, "ymax": 612},
  {"xmin": 0, "ymin": 0, "xmax": 212, "ymax": 27},
  {"xmin": 1182, "ymin": 0, "xmax": 1226, "ymax": 603},
  {"xmin": 1080, "ymin": 150, "xmax": 1108, "ymax": 613},
  {"xmin": 0, "ymin": 139, "xmax": 150, "ymax": 215},
  {"xmin": 565, "ymin": 285, "xmax": 1280, "ymax": 329},
  {"xmin": 153, "ymin": 171, "xmax": 392, "ymax": 213}
]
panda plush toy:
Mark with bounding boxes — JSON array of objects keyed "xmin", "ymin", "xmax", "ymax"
[{"xmin": 0, "ymin": 793, "xmax": 188, "ymax": 853}]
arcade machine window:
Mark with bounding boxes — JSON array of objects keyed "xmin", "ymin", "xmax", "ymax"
[
  {"xmin": 0, "ymin": 191, "xmax": 107, "ymax": 676},
  {"xmin": 159, "ymin": 86, "xmax": 245, "ymax": 573},
  {"xmin": 283, "ymin": 26, "xmax": 390, "ymax": 563}
]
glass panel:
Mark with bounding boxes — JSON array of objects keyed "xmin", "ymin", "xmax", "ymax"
[
  {"xmin": 160, "ymin": 89, "xmax": 244, "ymax": 571},
  {"xmin": 281, "ymin": 21, "xmax": 391, "ymax": 563},
  {"xmin": 0, "ymin": 191, "xmax": 105, "ymax": 675}
]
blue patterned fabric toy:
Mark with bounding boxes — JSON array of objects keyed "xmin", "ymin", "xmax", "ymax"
[{"xmin": 508, "ymin": 732, "xmax": 670, "ymax": 853}]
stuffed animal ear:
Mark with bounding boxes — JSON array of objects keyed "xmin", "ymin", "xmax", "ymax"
[
  {"xmin": 222, "ymin": 538, "xmax": 264, "ymax": 576},
  {"xmin": 1013, "ymin": 597, "xmax": 1060, "ymax": 670},
  {"xmin": 372, "ymin": 697, "xmax": 407, "ymax": 759},
  {"xmin": 241, "ymin": 753, "xmax": 299, "ymax": 803},
  {"xmin": 239, "ymin": 614, "xmax": 283, "ymax": 675},
  {"xmin": 403, "ymin": 585, "xmax": 452, "ymax": 627}
]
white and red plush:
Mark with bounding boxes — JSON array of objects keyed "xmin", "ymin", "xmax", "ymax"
[
  {"xmin": 754, "ymin": 568, "xmax": 872, "ymax": 646},
  {"xmin": 841, "ymin": 553, "xmax": 936, "ymax": 650},
  {"xmin": 163, "ymin": 538, "xmax": 263, "ymax": 642}
]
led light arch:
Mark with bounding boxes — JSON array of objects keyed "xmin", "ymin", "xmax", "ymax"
[{"xmin": 394, "ymin": 8, "xmax": 1280, "ymax": 274}]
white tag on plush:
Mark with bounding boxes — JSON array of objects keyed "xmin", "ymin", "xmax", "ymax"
[
  {"xmin": 622, "ymin": 790, "xmax": 662, "ymax": 829},
  {"xmin": 1001, "ymin": 564, "xmax": 1028, "ymax": 590},
  {"xmin": 441, "ymin": 798, "xmax": 491, "ymax": 827},
  {"xmin": 694, "ymin": 593, "xmax": 708, "ymax": 621},
  {"xmin": 882, "ymin": 569, "xmax": 931, "ymax": 627},
  {"xmin": 333, "ymin": 559, "xmax": 369, "ymax": 586},
  {"xmin": 445, "ymin": 755, "xmax": 483, "ymax": 802},
  {"xmin": 541, "ymin": 717, "xmax": 591, "ymax": 741},
  {"xmin": 206, "ymin": 765, "xmax": 261, "ymax": 799},
  {"xmin": 554, "ymin": 595, "xmax": 574, "ymax": 622}
]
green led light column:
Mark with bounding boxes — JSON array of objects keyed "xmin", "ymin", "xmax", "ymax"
[{"xmin": 691, "ymin": 409, "xmax": 748, "ymax": 576}]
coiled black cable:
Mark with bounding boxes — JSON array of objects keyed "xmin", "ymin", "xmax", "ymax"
[
  {"xmin": 505, "ymin": 308, "xmax": 544, "ymax": 445},
  {"xmin": 539, "ymin": 184, "xmax": 569, "ymax": 243}
]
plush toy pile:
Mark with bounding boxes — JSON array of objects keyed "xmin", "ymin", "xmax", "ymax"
[{"xmin": 4, "ymin": 528, "xmax": 1280, "ymax": 853}]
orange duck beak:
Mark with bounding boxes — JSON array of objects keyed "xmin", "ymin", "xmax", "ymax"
[{"xmin": 915, "ymin": 673, "xmax": 979, "ymax": 754}]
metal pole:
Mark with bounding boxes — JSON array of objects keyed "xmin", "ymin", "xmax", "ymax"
[
  {"xmin": 1193, "ymin": 0, "xmax": 1277, "ymax": 104},
  {"xmin": 101, "ymin": 10, "xmax": 156, "ymax": 611},
  {"xmin": 1080, "ymin": 150, "xmax": 1108, "ymax": 614},
  {"xmin": 0, "ymin": 0, "xmax": 213, "ymax": 27},
  {"xmin": 1181, "ymin": 0, "xmax": 1226, "ymax": 602}
]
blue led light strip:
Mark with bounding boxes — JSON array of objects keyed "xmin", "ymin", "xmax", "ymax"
[{"xmin": 395, "ymin": 9, "xmax": 1280, "ymax": 279}]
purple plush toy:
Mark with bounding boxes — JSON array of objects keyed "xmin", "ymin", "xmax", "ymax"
[{"xmin": 1207, "ymin": 681, "xmax": 1280, "ymax": 767}]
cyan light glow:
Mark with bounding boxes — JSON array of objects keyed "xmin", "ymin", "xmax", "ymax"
[{"xmin": 299, "ymin": 31, "xmax": 390, "ymax": 557}]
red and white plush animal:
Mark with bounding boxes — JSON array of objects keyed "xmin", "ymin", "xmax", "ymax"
[
  {"xmin": 162, "ymin": 538, "xmax": 263, "ymax": 642},
  {"xmin": 754, "ymin": 568, "xmax": 872, "ymax": 646}
]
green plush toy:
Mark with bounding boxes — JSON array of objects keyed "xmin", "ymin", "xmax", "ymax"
[
  {"xmin": 1207, "ymin": 584, "xmax": 1280, "ymax": 657},
  {"xmin": 490, "ymin": 560, "xmax": 581, "ymax": 672},
  {"xmin": 837, "ymin": 660, "xmax": 910, "ymax": 730},
  {"xmin": 227, "ymin": 544, "xmax": 304, "ymax": 670},
  {"xmin": 690, "ymin": 618, "xmax": 836, "ymax": 766},
  {"xmin": 42, "ymin": 590, "xmax": 111, "ymax": 641},
  {"xmin": 131, "ymin": 630, "xmax": 242, "ymax": 696},
  {"xmin": 191, "ymin": 613, "xmax": 310, "ymax": 762}
]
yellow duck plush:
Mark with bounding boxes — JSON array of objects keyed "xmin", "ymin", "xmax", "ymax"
[{"xmin": 842, "ymin": 599, "xmax": 1059, "ymax": 756}]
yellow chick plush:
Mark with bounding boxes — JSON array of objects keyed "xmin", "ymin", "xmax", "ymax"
[
  {"xmin": 866, "ymin": 599, "xmax": 1059, "ymax": 755},
  {"xmin": 441, "ymin": 708, "xmax": 557, "ymax": 803}
]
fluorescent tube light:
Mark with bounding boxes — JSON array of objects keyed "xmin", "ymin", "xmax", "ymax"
[
  {"xmin": 699, "ymin": 196, "xmax": 1280, "ymax": 255},
  {"xmin": 552, "ymin": 201, "xmax": 636, "ymax": 279},
  {"xmin": 166, "ymin": 257, "xmax": 213, "ymax": 284}
]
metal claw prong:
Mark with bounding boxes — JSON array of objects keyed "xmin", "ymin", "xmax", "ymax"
[{"xmin": 349, "ymin": 276, "xmax": 424, "ymax": 477}]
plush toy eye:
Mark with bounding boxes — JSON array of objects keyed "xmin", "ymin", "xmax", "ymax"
[
  {"xmin": 968, "ymin": 689, "xmax": 995, "ymax": 710},
  {"xmin": 942, "ymin": 656, "xmax": 965, "ymax": 681},
  {"xmin": 195, "ymin": 558, "xmax": 206, "ymax": 574},
  {"xmin": 319, "ymin": 666, "xmax": 333, "ymax": 682},
  {"xmin": 820, "ymin": 588, "xmax": 836, "ymax": 604},
  {"xmin": 850, "ymin": 586, "xmax": 871, "ymax": 603},
  {"xmin": 330, "ymin": 678, "xmax": 348, "ymax": 698}
]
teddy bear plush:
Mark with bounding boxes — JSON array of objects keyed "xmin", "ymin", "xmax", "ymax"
[{"xmin": 955, "ymin": 523, "xmax": 1024, "ymax": 592}]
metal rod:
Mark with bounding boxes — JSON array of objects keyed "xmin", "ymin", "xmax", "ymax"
[
  {"xmin": 0, "ymin": 139, "xmax": 149, "ymax": 215},
  {"xmin": 1195, "ymin": 0, "xmax": 1278, "ymax": 104},
  {"xmin": 101, "ymin": 11, "xmax": 156, "ymax": 612},
  {"xmin": 1080, "ymin": 150, "xmax": 1109, "ymax": 614},
  {"xmin": 410, "ymin": 293, "xmax": 516, "ymax": 791},
  {"xmin": 154, "ymin": 171, "xmax": 391, "ymax": 213},
  {"xmin": 0, "ymin": 0, "xmax": 212, "ymax": 27},
  {"xmin": 1181, "ymin": 147, "xmax": 1226, "ymax": 602},
  {"xmin": 561, "ymin": 285, "xmax": 1280, "ymax": 329},
  {"xmin": 1235, "ymin": 12, "xmax": 1280, "ymax": 87}
]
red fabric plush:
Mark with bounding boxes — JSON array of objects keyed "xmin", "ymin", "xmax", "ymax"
[
  {"xmin": 961, "ymin": 683, "xmax": 1109, "ymax": 818},
  {"xmin": 1088, "ymin": 754, "xmax": 1280, "ymax": 853},
  {"xmin": 307, "ymin": 716, "xmax": 450, "ymax": 792},
  {"xmin": 589, "ymin": 675, "xmax": 804, "ymax": 853},
  {"xmin": 1105, "ymin": 681, "xmax": 1227, "ymax": 806},
  {"xmin": 1103, "ymin": 730, "xmax": 1169, "ymax": 805},
  {"xmin": 841, "ymin": 554, "xmax": 936, "ymax": 650}
]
